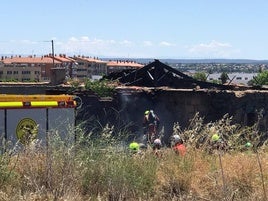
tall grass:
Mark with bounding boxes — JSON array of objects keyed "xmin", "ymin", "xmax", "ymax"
[{"xmin": 0, "ymin": 114, "xmax": 268, "ymax": 200}]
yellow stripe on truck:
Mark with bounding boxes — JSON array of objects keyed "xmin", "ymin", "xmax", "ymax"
[
  {"xmin": 0, "ymin": 95, "xmax": 74, "ymax": 102},
  {"xmin": 0, "ymin": 102, "xmax": 23, "ymax": 107},
  {"xmin": 31, "ymin": 101, "xmax": 58, "ymax": 107}
]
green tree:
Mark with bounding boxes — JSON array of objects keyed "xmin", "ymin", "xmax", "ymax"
[
  {"xmin": 250, "ymin": 70, "xmax": 268, "ymax": 86},
  {"xmin": 193, "ymin": 72, "xmax": 207, "ymax": 82},
  {"xmin": 220, "ymin": 72, "xmax": 229, "ymax": 84}
]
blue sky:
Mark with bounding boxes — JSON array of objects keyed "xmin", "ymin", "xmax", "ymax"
[{"xmin": 1, "ymin": 0, "xmax": 268, "ymax": 59}]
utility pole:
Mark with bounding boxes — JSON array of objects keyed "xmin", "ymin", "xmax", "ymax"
[{"xmin": 51, "ymin": 40, "xmax": 55, "ymax": 68}]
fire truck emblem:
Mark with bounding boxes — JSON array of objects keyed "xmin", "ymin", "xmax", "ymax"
[{"xmin": 16, "ymin": 118, "xmax": 38, "ymax": 144}]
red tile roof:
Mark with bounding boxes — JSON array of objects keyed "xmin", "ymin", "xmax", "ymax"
[
  {"xmin": 53, "ymin": 56, "xmax": 75, "ymax": 62},
  {"xmin": 3, "ymin": 56, "xmax": 61, "ymax": 64},
  {"xmin": 75, "ymin": 56, "xmax": 107, "ymax": 63}
]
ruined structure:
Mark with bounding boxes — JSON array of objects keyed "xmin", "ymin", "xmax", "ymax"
[
  {"xmin": 1, "ymin": 60, "xmax": 268, "ymax": 143},
  {"xmin": 103, "ymin": 60, "xmax": 268, "ymax": 142},
  {"xmin": 105, "ymin": 59, "xmax": 250, "ymax": 90}
]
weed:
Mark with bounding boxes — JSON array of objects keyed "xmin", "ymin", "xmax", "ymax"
[{"xmin": 0, "ymin": 113, "xmax": 268, "ymax": 200}]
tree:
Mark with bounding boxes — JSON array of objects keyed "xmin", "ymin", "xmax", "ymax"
[
  {"xmin": 193, "ymin": 72, "xmax": 207, "ymax": 82},
  {"xmin": 220, "ymin": 72, "xmax": 229, "ymax": 84},
  {"xmin": 250, "ymin": 70, "xmax": 268, "ymax": 87}
]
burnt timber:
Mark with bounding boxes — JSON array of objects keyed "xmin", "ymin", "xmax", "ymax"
[{"xmin": 105, "ymin": 59, "xmax": 252, "ymax": 90}]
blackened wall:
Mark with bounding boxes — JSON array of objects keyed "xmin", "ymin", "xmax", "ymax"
[
  {"xmin": 73, "ymin": 87, "xmax": 268, "ymax": 144},
  {"xmin": 111, "ymin": 88, "xmax": 268, "ymax": 143},
  {"xmin": 2, "ymin": 85, "xmax": 268, "ymax": 143}
]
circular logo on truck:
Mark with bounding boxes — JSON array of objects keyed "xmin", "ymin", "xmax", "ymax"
[{"xmin": 16, "ymin": 118, "xmax": 38, "ymax": 144}]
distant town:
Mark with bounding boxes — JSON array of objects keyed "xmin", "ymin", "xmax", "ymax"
[{"xmin": 1, "ymin": 54, "xmax": 267, "ymax": 86}]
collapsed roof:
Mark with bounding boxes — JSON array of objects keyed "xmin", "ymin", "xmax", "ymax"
[{"xmin": 105, "ymin": 59, "xmax": 249, "ymax": 90}]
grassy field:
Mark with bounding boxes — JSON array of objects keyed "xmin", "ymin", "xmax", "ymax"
[{"xmin": 1, "ymin": 114, "xmax": 268, "ymax": 201}]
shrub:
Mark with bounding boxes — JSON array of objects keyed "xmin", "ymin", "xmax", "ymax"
[{"xmin": 84, "ymin": 79, "xmax": 116, "ymax": 97}]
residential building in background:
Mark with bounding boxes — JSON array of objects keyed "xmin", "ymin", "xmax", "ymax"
[
  {"xmin": 0, "ymin": 54, "xmax": 144, "ymax": 83},
  {"xmin": 0, "ymin": 60, "xmax": 3, "ymax": 68},
  {"xmin": 73, "ymin": 56, "xmax": 107, "ymax": 80},
  {"xmin": 52, "ymin": 54, "xmax": 77, "ymax": 79},
  {"xmin": 106, "ymin": 60, "xmax": 144, "ymax": 74},
  {"xmin": 0, "ymin": 55, "xmax": 62, "ymax": 82}
]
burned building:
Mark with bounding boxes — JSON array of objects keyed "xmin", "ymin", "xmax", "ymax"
[
  {"xmin": 105, "ymin": 59, "xmax": 250, "ymax": 90},
  {"xmin": 102, "ymin": 60, "xmax": 268, "ymax": 142}
]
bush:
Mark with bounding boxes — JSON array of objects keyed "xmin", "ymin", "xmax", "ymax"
[{"xmin": 84, "ymin": 79, "xmax": 116, "ymax": 97}]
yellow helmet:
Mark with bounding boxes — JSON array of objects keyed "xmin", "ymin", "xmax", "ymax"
[
  {"xmin": 144, "ymin": 110, "xmax": 150, "ymax": 115},
  {"xmin": 129, "ymin": 142, "xmax": 140, "ymax": 151},
  {"xmin": 211, "ymin": 134, "xmax": 220, "ymax": 142}
]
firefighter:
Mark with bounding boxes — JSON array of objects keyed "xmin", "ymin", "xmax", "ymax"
[
  {"xmin": 152, "ymin": 138, "xmax": 162, "ymax": 157},
  {"xmin": 143, "ymin": 110, "xmax": 160, "ymax": 144},
  {"xmin": 172, "ymin": 138, "xmax": 186, "ymax": 156},
  {"xmin": 242, "ymin": 141, "xmax": 252, "ymax": 152},
  {"xmin": 171, "ymin": 134, "xmax": 181, "ymax": 147},
  {"xmin": 210, "ymin": 132, "xmax": 228, "ymax": 153},
  {"xmin": 245, "ymin": 142, "xmax": 252, "ymax": 148},
  {"xmin": 129, "ymin": 141, "xmax": 140, "ymax": 154}
]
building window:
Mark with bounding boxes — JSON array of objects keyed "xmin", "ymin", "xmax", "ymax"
[
  {"xmin": 7, "ymin": 71, "xmax": 12, "ymax": 74},
  {"xmin": 43, "ymin": 77, "xmax": 50, "ymax": 81},
  {"xmin": 22, "ymin": 71, "xmax": 31, "ymax": 74},
  {"xmin": 0, "ymin": 71, "xmax": 3, "ymax": 75},
  {"xmin": 77, "ymin": 69, "xmax": 87, "ymax": 72},
  {"xmin": 13, "ymin": 71, "xmax": 18, "ymax": 74}
]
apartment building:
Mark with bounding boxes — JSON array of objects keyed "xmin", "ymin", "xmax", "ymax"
[
  {"xmin": 106, "ymin": 60, "xmax": 144, "ymax": 74},
  {"xmin": 73, "ymin": 56, "xmax": 107, "ymax": 80},
  {"xmin": 0, "ymin": 55, "xmax": 145, "ymax": 82},
  {"xmin": 52, "ymin": 54, "xmax": 78, "ymax": 79},
  {"xmin": 1, "ymin": 55, "xmax": 61, "ymax": 82}
]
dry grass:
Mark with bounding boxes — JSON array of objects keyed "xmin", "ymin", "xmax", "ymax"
[
  {"xmin": 1, "ymin": 145, "xmax": 268, "ymax": 200},
  {"xmin": 1, "ymin": 114, "xmax": 268, "ymax": 201}
]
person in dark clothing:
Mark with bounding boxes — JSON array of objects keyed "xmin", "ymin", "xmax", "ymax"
[{"xmin": 143, "ymin": 110, "xmax": 160, "ymax": 144}]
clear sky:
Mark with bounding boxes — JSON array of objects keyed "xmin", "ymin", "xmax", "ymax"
[{"xmin": 1, "ymin": 0, "xmax": 268, "ymax": 59}]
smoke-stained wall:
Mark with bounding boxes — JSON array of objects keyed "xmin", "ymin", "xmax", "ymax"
[
  {"xmin": 76, "ymin": 88, "xmax": 268, "ymax": 144},
  {"xmin": 2, "ymin": 84, "xmax": 267, "ymax": 143}
]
